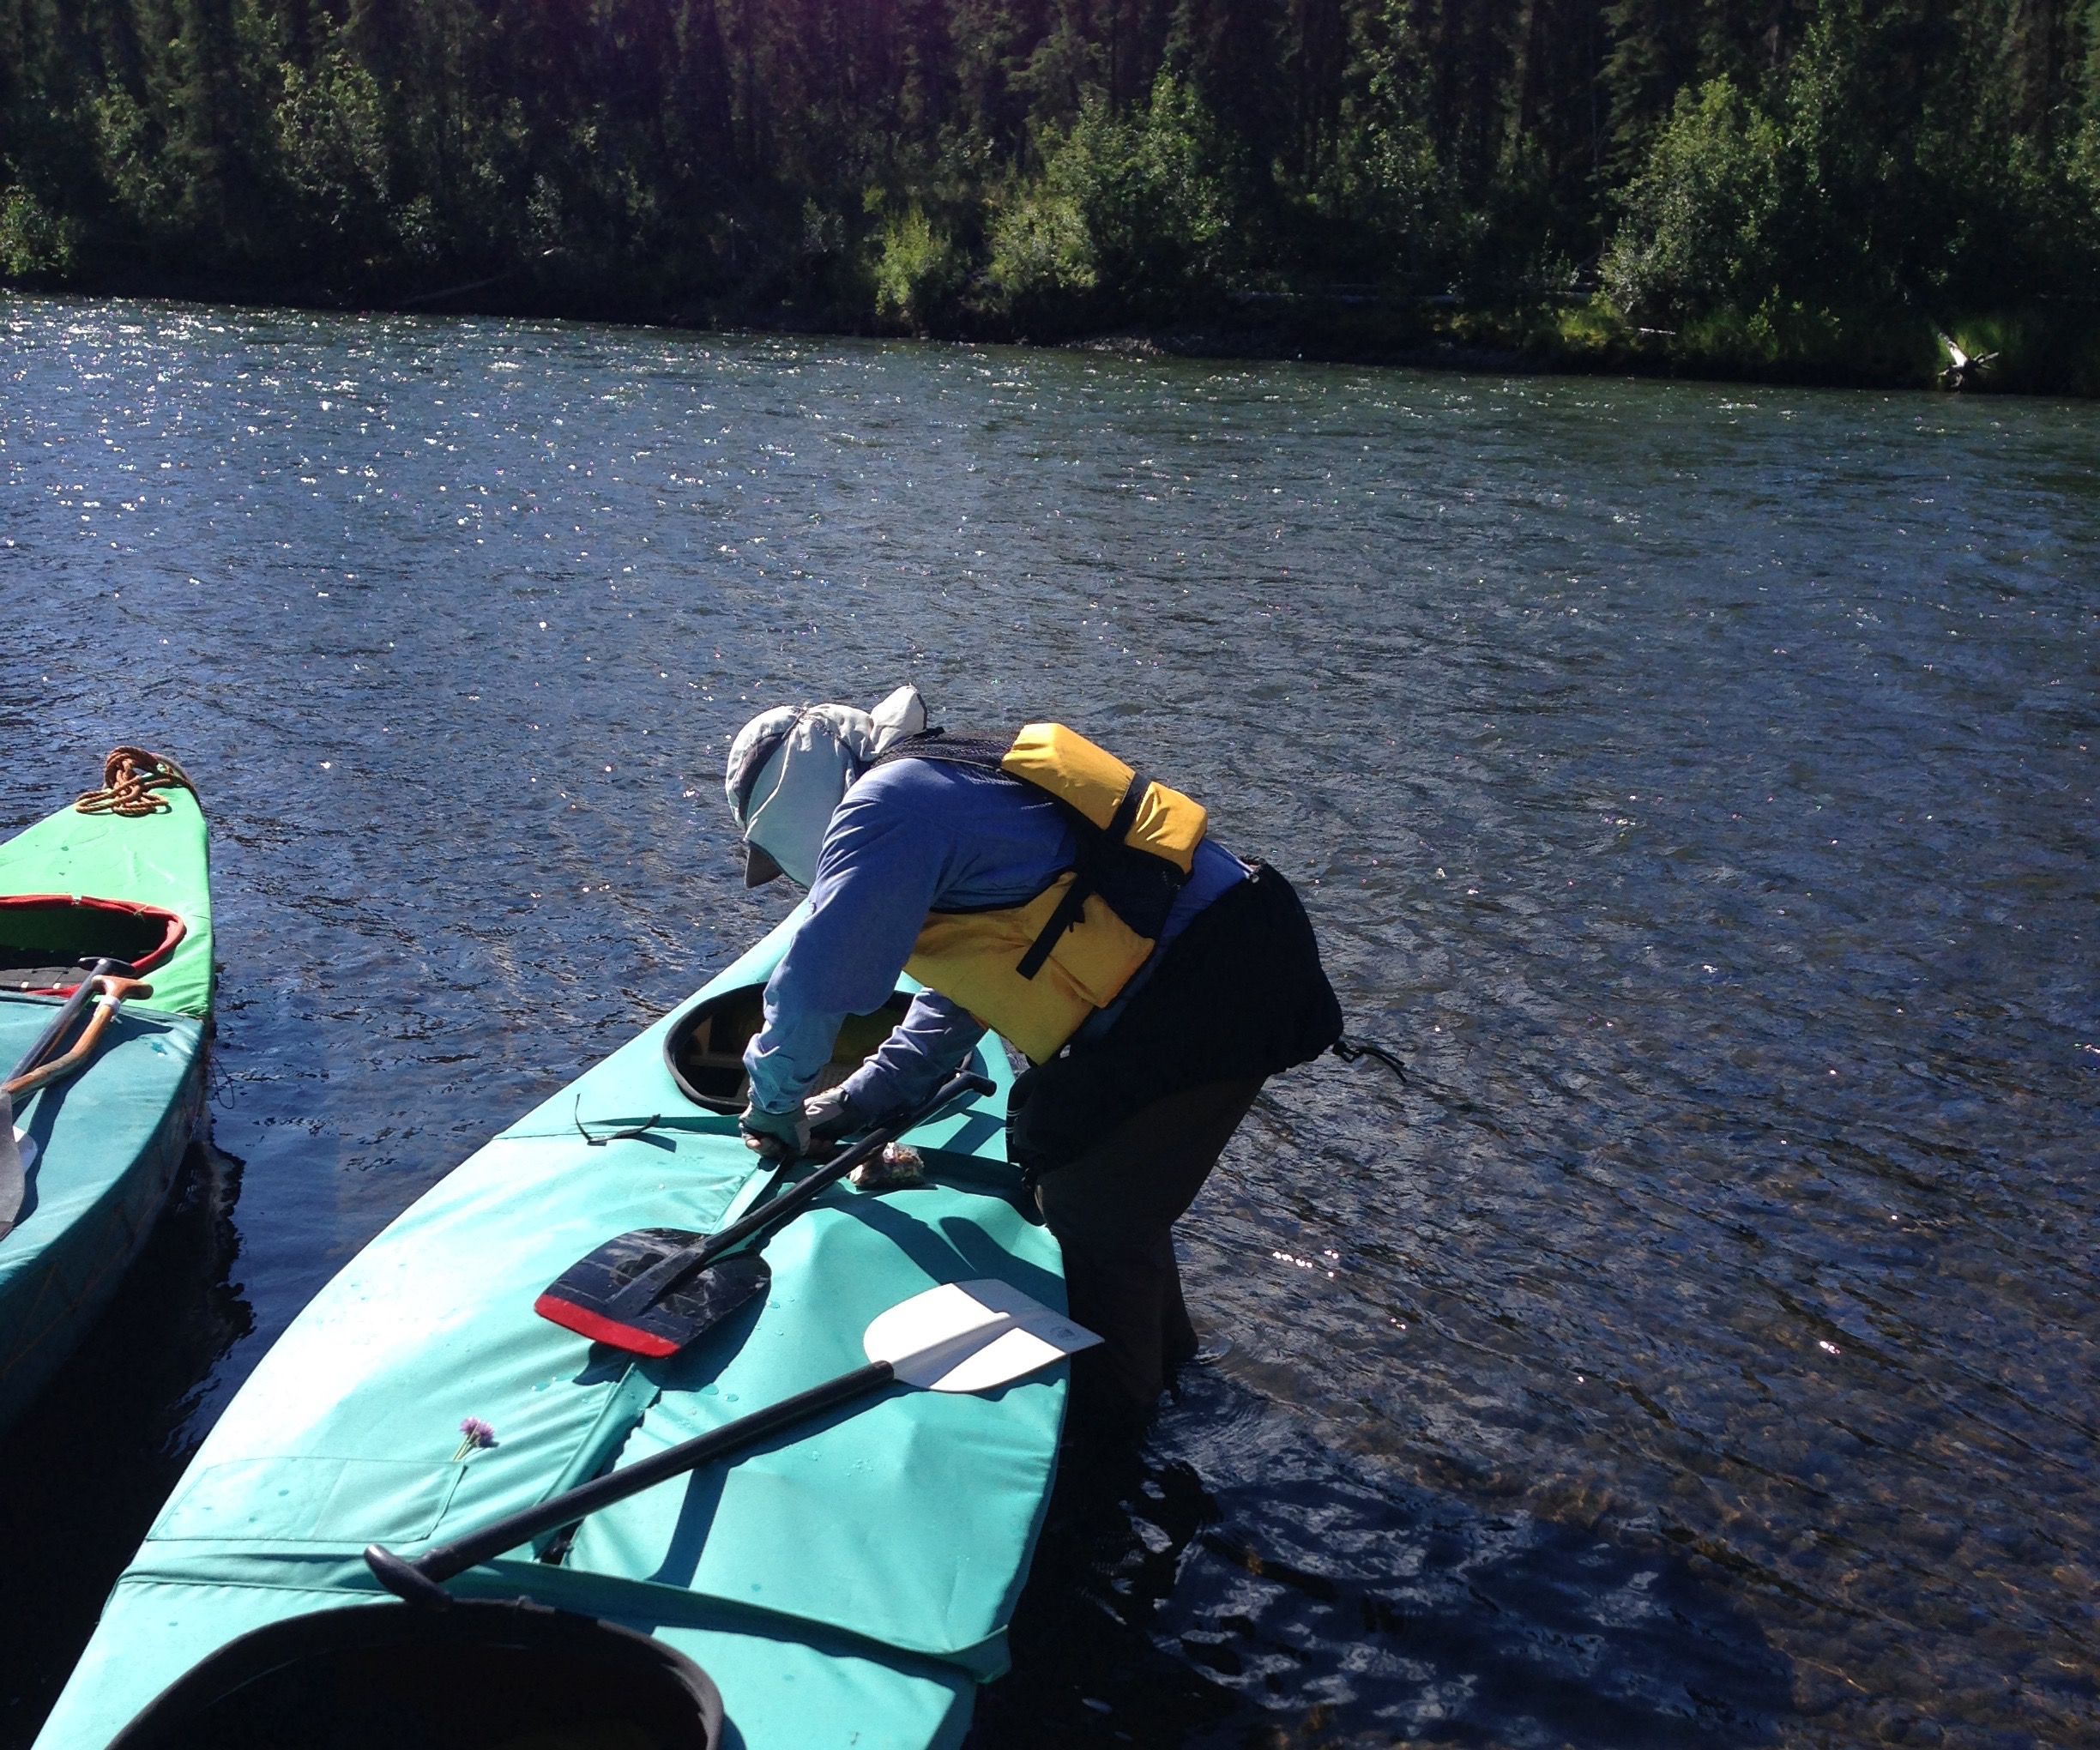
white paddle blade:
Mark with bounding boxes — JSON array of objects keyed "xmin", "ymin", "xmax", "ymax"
[{"xmin": 864, "ymin": 1277, "xmax": 1101, "ymax": 1393}]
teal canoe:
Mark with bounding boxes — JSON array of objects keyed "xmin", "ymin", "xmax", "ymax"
[
  {"xmin": 0, "ymin": 751, "xmax": 214, "ymax": 1433},
  {"xmin": 34, "ymin": 919, "xmax": 1067, "ymax": 1750}
]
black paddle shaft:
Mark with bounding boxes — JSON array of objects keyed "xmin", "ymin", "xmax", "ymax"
[
  {"xmin": 365, "ymin": 1359, "xmax": 896, "ymax": 1605},
  {"xmin": 601, "ymin": 1069, "xmax": 994, "ymax": 1321},
  {"xmin": 9, "ymin": 958, "xmax": 132, "ymax": 1083}
]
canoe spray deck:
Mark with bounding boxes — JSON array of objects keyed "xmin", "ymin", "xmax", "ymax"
[
  {"xmin": 37, "ymin": 917, "xmax": 1066, "ymax": 1750},
  {"xmin": 0, "ymin": 751, "xmax": 214, "ymax": 1432}
]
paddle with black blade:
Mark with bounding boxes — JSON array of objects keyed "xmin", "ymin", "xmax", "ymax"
[
  {"xmin": 534, "ymin": 1068, "xmax": 997, "ymax": 1357},
  {"xmin": 367, "ymin": 1277, "xmax": 1098, "ymax": 1607}
]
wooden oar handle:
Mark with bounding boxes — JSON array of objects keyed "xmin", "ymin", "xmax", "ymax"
[{"xmin": 1, "ymin": 975, "xmax": 152, "ymax": 1099}]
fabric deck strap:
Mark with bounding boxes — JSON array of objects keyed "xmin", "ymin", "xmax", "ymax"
[
  {"xmin": 1013, "ymin": 769, "xmax": 1150, "ymax": 981},
  {"xmin": 113, "ymin": 1548, "xmax": 1015, "ymax": 1679}
]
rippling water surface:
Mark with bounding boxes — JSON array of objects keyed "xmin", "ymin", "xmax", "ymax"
[{"xmin": 1, "ymin": 296, "xmax": 2094, "ymax": 1749}]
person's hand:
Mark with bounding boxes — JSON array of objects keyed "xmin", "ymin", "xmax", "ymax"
[
  {"xmin": 804, "ymin": 1086, "xmax": 861, "ymax": 1143},
  {"xmin": 739, "ymin": 1101, "xmax": 809, "ymax": 1160}
]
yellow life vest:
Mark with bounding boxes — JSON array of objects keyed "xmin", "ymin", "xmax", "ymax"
[{"xmin": 880, "ymin": 724, "xmax": 1209, "ymax": 1063}]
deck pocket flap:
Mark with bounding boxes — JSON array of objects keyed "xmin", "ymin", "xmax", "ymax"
[{"xmin": 150, "ymin": 1458, "xmax": 465, "ymax": 1545}]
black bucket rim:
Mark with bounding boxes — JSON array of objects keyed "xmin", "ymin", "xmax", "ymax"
[
  {"xmin": 106, "ymin": 1596, "xmax": 725, "ymax": 1750},
  {"xmin": 662, "ymin": 981, "xmax": 918, "ymax": 1113}
]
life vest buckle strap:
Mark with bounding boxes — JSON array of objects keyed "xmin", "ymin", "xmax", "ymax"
[
  {"xmin": 1014, "ymin": 878, "xmax": 1090, "ymax": 981},
  {"xmin": 1102, "ymin": 769, "xmax": 1149, "ymax": 848},
  {"xmin": 1014, "ymin": 769, "xmax": 1150, "ymax": 981}
]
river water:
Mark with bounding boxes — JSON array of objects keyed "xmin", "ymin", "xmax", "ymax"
[{"xmin": 0, "ymin": 296, "xmax": 2094, "ymax": 1748}]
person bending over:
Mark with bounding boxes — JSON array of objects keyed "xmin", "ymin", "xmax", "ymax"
[{"xmin": 723, "ymin": 685, "xmax": 1340, "ymax": 1434}]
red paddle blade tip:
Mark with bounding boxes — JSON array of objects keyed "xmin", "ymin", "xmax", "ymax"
[
  {"xmin": 532, "ymin": 1244, "xmax": 771, "ymax": 1358},
  {"xmin": 533, "ymin": 1292, "xmax": 683, "ymax": 1357}
]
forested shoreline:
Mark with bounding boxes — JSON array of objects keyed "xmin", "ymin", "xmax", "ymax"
[{"xmin": 5, "ymin": 0, "xmax": 2100, "ymax": 392}]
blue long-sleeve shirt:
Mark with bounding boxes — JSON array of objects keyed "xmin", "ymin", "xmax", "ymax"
[{"xmin": 743, "ymin": 757, "xmax": 1247, "ymax": 1119}]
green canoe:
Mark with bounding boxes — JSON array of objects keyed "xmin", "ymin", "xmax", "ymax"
[
  {"xmin": 34, "ymin": 920, "xmax": 1067, "ymax": 1750},
  {"xmin": 0, "ymin": 751, "xmax": 214, "ymax": 1433}
]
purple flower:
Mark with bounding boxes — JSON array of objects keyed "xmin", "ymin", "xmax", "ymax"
[{"xmin": 451, "ymin": 1416, "xmax": 499, "ymax": 1461}]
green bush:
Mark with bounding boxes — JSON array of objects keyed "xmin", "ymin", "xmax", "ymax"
[
  {"xmin": 1068, "ymin": 78, "xmax": 1234, "ymax": 311},
  {"xmin": 273, "ymin": 51, "xmax": 394, "ymax": 268},
  {"xmin": 1311, "ymin": 90, "xmax": 1441, "ymax": 281},
  {"xmin": 1601, "ymin": 76, "xmax": 1783, "ymax": 324},
  {"xmin": 870, "ymin": 204, "xmax": 967, "ymax": 331},
  {"xmin": 986, "ymin": 75, "xmax": 1234, "ymax": 327},
  {"xmin": 984, "ymin": 185, "xmax": 1096, "ymax": 328},
  {"xmin": 0, "ymin": 186, "xmax": 78, "ymax": 281},
  {"xmin": 90, "ymin": 88, "xmax": 178, "ymax": 241}
]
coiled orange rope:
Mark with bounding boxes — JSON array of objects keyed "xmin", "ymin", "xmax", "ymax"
[{"xmin": 73, "ymin": 746, "xmax": 197, "ymax": 817}]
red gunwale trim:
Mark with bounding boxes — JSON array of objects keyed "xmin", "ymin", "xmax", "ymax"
[
  {"xmin": 532, "ymin": 1293, "xmax": 681, "ymax": 1357},
  {"xmin": 0, "ymin": 893, "xmax": 187, "ymax": 995}
]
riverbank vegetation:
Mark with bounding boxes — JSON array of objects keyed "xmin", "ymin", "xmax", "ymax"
[{"xmin": 5, "ymin": 0, "xmax": 2099, "ymax": 391}]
